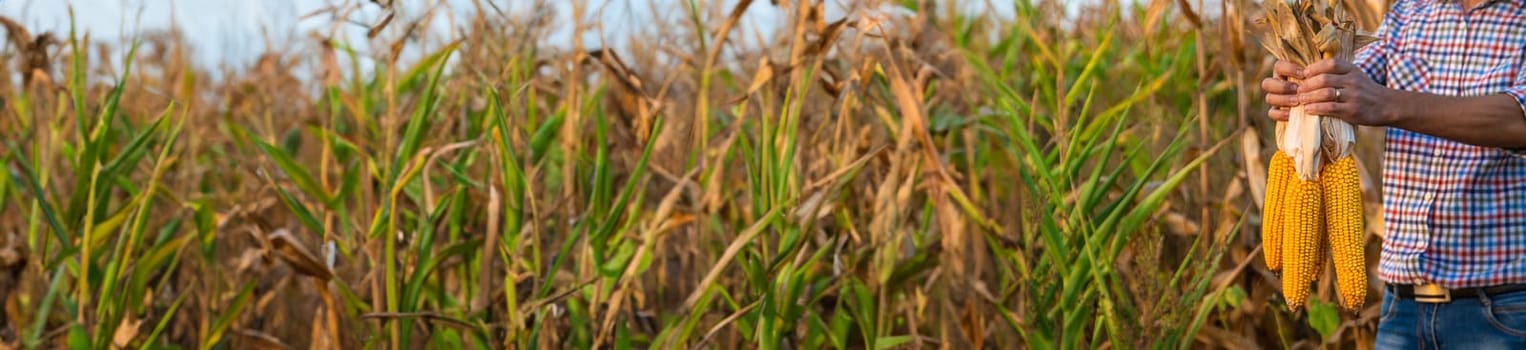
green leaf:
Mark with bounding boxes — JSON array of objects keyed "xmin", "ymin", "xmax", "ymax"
[
  {"xmin": 896, "ymin": 0, "xmax": 918, "ymax": 11},
  {"xmin": 529, "ymin": 114, "xmax": 563, "ymax": 164},
  {"xmin": 598, "ymin": 241, "xmax": 637, "ymax": 277},
  {"xmin": 67, "ymin": 324, "xmax": 90, "ymax": 350},
  {"xmin": 594, "ymin": 116, "xmax": 665, "ymax": 240},
  {"xmin": 1308, "ymin": 299, "xmax": 1340, "ymax": 340},
  {"xmin": 1062, "ymin": 22, "xmax": 1114, "ymax": 109},
  {"xmin": 1223, "ymin": 286, "xmax": 1247, "ymax": 309},
  {"xmin": 846, "ymin": 279, "xmax": 875, "ymax": 347},
  {"xmin": 875, "ymin": 335, "xmax": 915, "ymax": 350},
  {"xmin": 66, "ymin": 41, "xmax": 139, "ymax": 228},
  {"xmin": 4, "ymin": 141, "xmax": 69, "ymax": 244},
  {"xmin": 141, "ymin": 294, "xmax": 186, "ymax": 347},
  {"xmin": 281, "ymin": 127, "xmax": 304, "ymax": 155},
  {"xmin": 202, "ymin": 282, "xmax": 257, "ymax": 350},
  {"xmin": 397, "ymin": 41, "xmax": 461, "ymax": 93},
  {"xmin": 391, "ymin": 41, "xmax": 460, "ymax": 181},
  {"xmin": 402, "ymin": 239, "xmax": 482, "ymax": 313},
  {"xmin": 87, "ymin": 204, "xmax": 133, "ymax": 250},
  {"xmin": 615, "ymin": 325, "xmax": 633, "ymax": 350},
  {"xmin": 255, "ymin": 139, "xmax": 333, "ymax": 209},
  {"xmin": 127, "ymin": 234, "xmax": 195, "ymax": 313},
  {"xmin": 100, "ymin": 112, "xmax": 169, "ymax": 178},
  {"xmin": 26, "ymin": 268, "xmax": 67, "ymax": 348},
  {"xmin": 270, "ymin": 180, "xmax": 325, "ymax": 235}
]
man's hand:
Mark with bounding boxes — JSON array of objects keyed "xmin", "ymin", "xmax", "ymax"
[
  {"xmin": 1295, "ymin": 59, "xmax": 1394, "ymax": 126},
  {"xmin": 1261, "ymin": 60, "xmax": 1304, "ymax": 122}
]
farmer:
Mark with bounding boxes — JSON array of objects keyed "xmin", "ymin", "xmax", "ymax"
[{"xmin": 1262, "ymin": 0, "xmax": 1526, "ymax": 347}]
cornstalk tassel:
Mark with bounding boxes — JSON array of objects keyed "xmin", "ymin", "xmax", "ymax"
[{"xmin": 1255, "ymin": 0, "xmax": 1375, "ymax": 312}]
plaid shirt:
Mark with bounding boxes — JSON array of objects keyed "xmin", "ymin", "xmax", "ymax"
[{"xmin": 1358, "ymin": 0, "xmax": 1526, "ymax": 288}]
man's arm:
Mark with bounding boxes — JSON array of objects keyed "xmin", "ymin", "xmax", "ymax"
[
  {"xmin": 1378, "ymin": 91, "xmax": 1526, "ymax": 149},
  {"xmin": 1292, "ymin": 59, "xmax": 1526, "ymax": 150}
]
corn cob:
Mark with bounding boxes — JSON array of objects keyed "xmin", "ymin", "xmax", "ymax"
[
  {"xmin": 1263, "ymin": 151, "xmax": 1294, "ymax": 271},
  {"xmin": 1281, "ymin": 178, "xmax": 1324, "ymax": 309},
  {"xmin": 1321, "ymin": 155, "xmax": 1366, "ymax": 311}
]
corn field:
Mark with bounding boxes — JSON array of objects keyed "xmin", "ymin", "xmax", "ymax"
[{"xmin": 0, "ymin": 0, "xmax": 1392, "ymax": 348}]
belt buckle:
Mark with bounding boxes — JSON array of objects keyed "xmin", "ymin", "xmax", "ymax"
[{"xmin": 1414, "ymin": 284, "xmax": 1452, "ymax": 303}]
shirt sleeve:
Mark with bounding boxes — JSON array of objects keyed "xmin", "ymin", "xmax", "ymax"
[
  {"xmin": 1354, "ymin": 0, "xmax": 1409, "ymax": 85},
  {"xmin": 1506, "ymin": 82, "xmax": 1526, "ymax": 157},
  {"xmin": 1506, "ymin": 35, "xmax": 1526, "ymax": 157},
  {"xmin": 1353, "ymin": 38, "xmax": 1389, "ymax": 86},
  {"xmin": 1507, "ymin": 80, "xmax": 1526, "ymax": 157}
]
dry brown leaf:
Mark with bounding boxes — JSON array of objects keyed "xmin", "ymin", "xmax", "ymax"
[
  {"xmin": 693, "ymin": 302, "xmax": 760, "ymax": 349},
  {"xmin": 1193, "ymin": 326, "xmax": 1259, "ymax": 350},
  {"xmin": 475, "ymin": 185, "xmax": 500, "ymax": 313},
  {"xmin": 1242, "ymin": 130, "xmax": 1269, "ymax": 207},
  {"xmin": 366, "ymin": 11, "xmax": 395, "ymax": 39},
  {"xmin": 1160, "ymin": 211, "xmax": 1201, "ymax": 236},
  {"xmin": 269, "ymin": 229, "xmax": 334, "ymax": 281},
  {"xmin": 360, "ymin": 312, "xmax": 477, "ymax": 331},
  {"xmin": 110, "ymin": 317, "xmax": 141, "ymax": 349},
  {"xmin": 1175, "ymin": 0, "xmax": 1203, "ymax": 29},
  {"xmin": 1213, "ymin": 243, "xmax": 1261, "ymax": 291},
  {"xmin": 733, "ymin": 57, "xmax": 774, "ymax": 104},
  {"xmin": 309, "ymin": 297, "xmax": 337, "ymax": 350},
  {"xmin": 1141, "ymin": 0, "xmax": 1172, "ymax": 38},
  {"xmin": 309, "ymin": 310, "xmax": 332, "ymax": 350},
  {"xmin": 803, "ymin": 18, "xmax": 849, "ymax": 57},
  {"xmin": 317, "ymin": 38, "xmax": 341, "ymax": 88},
  {"xmin": 235, "ymin": 329, "xmax": 291, "ymax": 350}
]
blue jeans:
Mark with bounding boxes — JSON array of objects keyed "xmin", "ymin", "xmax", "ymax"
[{"xmin": 1377, "ymin": 286, "xmax": 1526, "ymax": 349}]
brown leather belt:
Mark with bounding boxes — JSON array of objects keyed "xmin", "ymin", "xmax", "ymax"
[{"xmin": 1390, "ymin": 283, "xmax": 1526, "ymax": 303}]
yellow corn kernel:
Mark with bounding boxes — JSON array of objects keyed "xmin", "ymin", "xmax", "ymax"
[
  {"xmin": 1281, "ymin": 178, "xmax": 1324, "ymax": 310},
  {"xmin": 1264, "ymin": 151, "xmax": 1294, "ymax": 271},
  {"xmin": 1315, "ymin": 231, "xmax": 1327, "ymax": 287},
  {"xmin": 1321, "ymin": 155, "xmax": 1366, "ymax": 311}
]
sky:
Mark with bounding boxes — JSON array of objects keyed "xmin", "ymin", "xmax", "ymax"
[
  {"xmin": 0, "ymin": 0, "xmax": 1051, "ymax": 71},
  {"xmin": 0, "ymin": 0, "xmax": 318, "ymax": 65}
]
